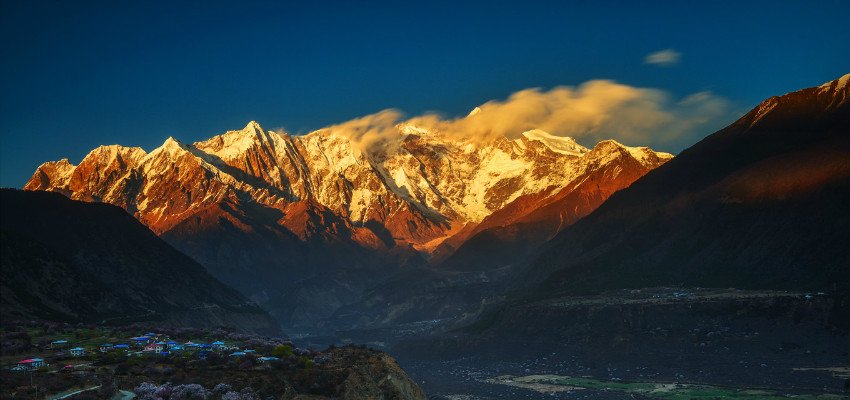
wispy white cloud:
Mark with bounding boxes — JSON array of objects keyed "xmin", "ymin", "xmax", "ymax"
[
  {"xmin": 644, "ymin": 49, "xmax": 681, "ymax": 66},
  {"xmin": 317, "ymin": 79, "xmax": 732, "ymax": 153}
]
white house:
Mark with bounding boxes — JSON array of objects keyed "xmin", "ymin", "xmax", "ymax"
[
  {"xmin": 144, "ymin": 343, "xmax": 165, "ymax": 352},
  {"xmin": 16, "ymin": 358, "xmax": 46, "ymax": 370}
]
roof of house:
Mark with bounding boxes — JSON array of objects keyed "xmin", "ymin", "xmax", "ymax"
[
  {"xmin": 212, "ymin": 341, "xmax": 225, "ymax": 345},
  {"xmin": 70, "ymin": 347, "xmax": 84, "ymax": 351},
  {"xmin": 230, "ymin": 352, "xmax": 246, "ymax": 356},
  {"xmin": 101, "ymin": 344, "xmax": 112, "ymax": 347},
  {"xmin": 51, "ymin": 340, "xmax": 68, "ymax": 344},
  {"xmin": 114, "ymin": 344, "xmax": 129, "ymax": 348}
]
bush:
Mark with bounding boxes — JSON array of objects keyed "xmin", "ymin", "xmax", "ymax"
[
  {"xmin": 271, "ymin": 345, "xmax": 292, "ymax": 358},
  {"xmin": 220, "ymin": 388, "xmax": 258, "ymax": 400},
  {"xmin": 133, "ymin": 382, "xmax": 211, "ymax": 400},
  {"xmin": 170, "ymin": 383, "xmax": 210, "ymax": 399},
  {"xmin": 212, "ymin": 383, "xmax": 232, "ymax": 395},
  {"xmin": 298, "ymin": 356, "xmax": 314, "ymax": 369},
  {"xmin": 134, "ymin": 382, "xmax": 159, "ymax": 400}
]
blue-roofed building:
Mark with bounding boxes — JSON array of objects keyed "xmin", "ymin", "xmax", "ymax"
[
  {"xmin": 230, "ymin": 351, "xmax": 246, "ymax": 357},
  {"xmin": 243, "ymin": 349, "xmax": 256, "ymax": 353},
  {"xmin": 257, "ymin": 356, "xmax": 279, "ymax": 363},
  {"xmin": 132, "ymin": 337, "xmax": 150, "ymax": 346},
  {"xmin": 170, "ymin": 345, "xmax": 184, "ymax": 351},
  {"xmin": 211, "ymin": 341, "xmax": 225, "ymax": 349},
  {"xmin": 50, "ymin": 340, "xmax": 69, "ymax": 349},
  {"xmin": 114, "ymin": 344, "xmax": 130, "ymax": 350},
  {"xmin": 99, "ymin": 344, "xmax": 113, "ymax": 352},
  {"xmin": 70, "ymin": 347, "xmax": 85, "ymax": 357}
]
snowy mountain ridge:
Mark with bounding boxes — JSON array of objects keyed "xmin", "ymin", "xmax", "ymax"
[{"xmin": 27, "ymin": 121, "xmax": 671, "ymax": 251}]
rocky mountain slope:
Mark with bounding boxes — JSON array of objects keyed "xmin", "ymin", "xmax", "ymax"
[
  {"xmin": 0, "ymin": 189, "xmax": 281, "ymax": 335},
  {"xmin": 525, "ymin": 73, "xmax": 850, "ymax": 296},
  {"xmin": 24, "ymin": 114, "xmax": 671, "ymax": 327}
]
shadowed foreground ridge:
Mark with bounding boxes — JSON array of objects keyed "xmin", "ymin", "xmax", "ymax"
[
  {"xmin": 527, "ymin": 73, "xmax": 850, "ymax": 295},
  {"xmin": 0, "ymin": 189, "xmax": 281, "ymax": 335}
]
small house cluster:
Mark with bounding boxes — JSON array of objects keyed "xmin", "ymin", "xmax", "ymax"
[{"xmin": 10, "ymin": 331, "xmax": 283, "ymax": 372}]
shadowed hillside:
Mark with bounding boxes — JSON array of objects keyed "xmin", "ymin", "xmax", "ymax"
[{"xmin": 0, "ymin": 189, "xmax": 281, "ymax": 335}]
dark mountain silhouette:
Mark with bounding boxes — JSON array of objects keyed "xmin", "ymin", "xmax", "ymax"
[
  {"xmin": 527, "ymin": 74, "xmax": 850, "ymax": 296},
  {"xmin": 0, "ymin": 189, "xmax": 281, "ymax": 335}
]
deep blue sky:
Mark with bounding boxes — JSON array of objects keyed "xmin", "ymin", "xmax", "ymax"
[{"xmin": 1, "ymin": 0, "xmax": 848, "ymax": 187}]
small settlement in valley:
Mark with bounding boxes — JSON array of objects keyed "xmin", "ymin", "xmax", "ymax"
[{"xmin": 4, "ymin": 324, "xmax": 317, "ymax": 377}]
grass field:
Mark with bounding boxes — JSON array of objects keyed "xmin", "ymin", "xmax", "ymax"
[{"xmin": 487, "ymin": 374, "xmax": 846, "ymax": 399}]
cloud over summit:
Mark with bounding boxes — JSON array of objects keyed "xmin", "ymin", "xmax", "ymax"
[{"xmin": 316, "ymin": 79, "xmax": 731, "ymax": 154}]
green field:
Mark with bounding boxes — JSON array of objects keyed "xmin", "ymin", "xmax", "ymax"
[{"xmin": 488, "ymin": 375, "xmax": 845, "ymax": 399}]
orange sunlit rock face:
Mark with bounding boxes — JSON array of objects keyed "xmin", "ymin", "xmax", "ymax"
[{"xmin": 24, "ymin": 121, "xmax": 671, "ymax": 263}]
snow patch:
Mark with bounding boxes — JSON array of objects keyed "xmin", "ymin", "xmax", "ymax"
[
  {"xmin": 520, "ymin": 129, "xmax": 589, "ymax": 156},
  {"xmin": 819, "ymin": 73, "xmax": 850, "ymax": 91}
]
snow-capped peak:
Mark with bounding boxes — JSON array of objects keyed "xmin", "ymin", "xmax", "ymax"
[
  {"xmin": 193, "ymin": 121, "xmax": 279, "ymax": 160},
  {"xmin": 819, "ymin": 73, "xmax": 850, "ymax": 91},
  {"xmin": 244, "ymin": 120, "xmax": 264, "ymax": 134},
  {"xmin": 156, "ymin": 137, "xmax": 190, "ymax": 156},
  {"xmin": 520, "ymin": 129, "xmax": 589, "ymax": 156},
  {"xmin": 817, "ymin": 73, "xmax": 850, "ymax": 107},
  {"xmin": 590, "ymin": 139, "xmax": 673, "ymax": 165},
  {"xmin": 399, "ymin": 123, "xmax": 432, "ymax": 136},
  {"xmin": 83, "ymin": 144, "xmax": 147, "ymax": 163}
]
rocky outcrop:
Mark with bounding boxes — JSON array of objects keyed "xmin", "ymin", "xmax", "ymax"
[{"xmin": 333, "ymin": 350, "xmax": 427, "ymax": 400}]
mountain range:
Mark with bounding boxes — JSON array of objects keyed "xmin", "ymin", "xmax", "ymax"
[
  {"xmin": 25, "ymin": 118, "xmax": 671, "ymax": 327},
  {"xmin": 21, "ymin": 73, "xmax": 849, "ymax": 335}
]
